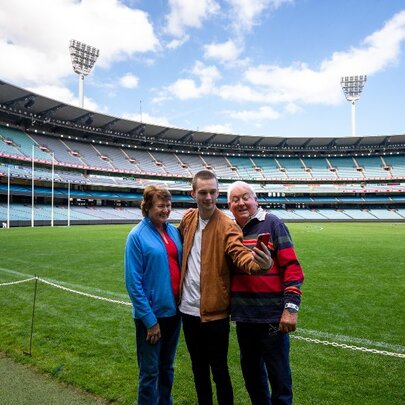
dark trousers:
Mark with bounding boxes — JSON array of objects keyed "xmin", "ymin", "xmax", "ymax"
[
  {"xmin": 236, "ymin": 322, "xmax": 292, "ymax": 405},
  {"xmin": 181, "ymin": 313, "xmax": 234, "ymax": 405},
  {"xmin": 135, "ymin": 314, "xmax": 181, "ymax": 405}
]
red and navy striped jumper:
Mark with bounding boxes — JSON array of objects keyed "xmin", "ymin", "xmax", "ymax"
[{"xmin": 231, "ymin": 208, "xmax": 304, "ymax": 323}]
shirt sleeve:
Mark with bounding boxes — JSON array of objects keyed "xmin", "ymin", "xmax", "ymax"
[
  {"xmin": 124, "ymin": 232, "xmax": 157, "ymax": 328},
  {"xmin": 273, "ymin": 222, "xmax": 304, "ymax": 307}
]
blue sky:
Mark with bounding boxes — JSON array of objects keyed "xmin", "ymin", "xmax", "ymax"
[{"xmin": 1, "ymin": 0, "xmax": 405, "ymax": 138}]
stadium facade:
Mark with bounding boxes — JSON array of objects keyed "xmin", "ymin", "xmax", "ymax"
[{"xmin": 1, "ymin": 79, "xmax": 405, "ymax": 226}]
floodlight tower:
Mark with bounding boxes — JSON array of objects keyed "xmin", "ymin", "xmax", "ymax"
[
  {"xmin": 69, "ymin": 39, "xmax": 100, "ymax": 108},
  {"xmin": 340, "ymin": 75, "xmax": 367, "ymax": 137}
]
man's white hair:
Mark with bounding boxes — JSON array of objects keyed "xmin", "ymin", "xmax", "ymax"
[{"xmin": 227, "ymin": 181, "xmax": 257, "ymax": 202}]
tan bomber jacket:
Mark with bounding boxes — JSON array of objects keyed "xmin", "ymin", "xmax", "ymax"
[{"xmin": 178, "ymin": 207, "xmax": 262, "ymax": 322}]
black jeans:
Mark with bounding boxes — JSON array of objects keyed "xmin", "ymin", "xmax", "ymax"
[
  {"xmin": 236, "ymin": 322, "xmax": 292, "ymax": 405},
  {"xmin": 181, "ymin": 313, "xmax": 234, "ymax": 405}
]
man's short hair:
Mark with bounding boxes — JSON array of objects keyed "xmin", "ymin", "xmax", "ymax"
[
  {"xmin": 141, "ymin": 185, "xmax": 171, "ymax": 217},
  {"xmin": 227, "ymin": 181, "xmax": 257, "ymax": 202},
  {"xmin": 191, "ymin": 170, "xmax": 218, "ymax": 191}
]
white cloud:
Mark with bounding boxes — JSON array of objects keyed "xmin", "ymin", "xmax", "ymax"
[
  {"xmin": 217, "ymin": 83, "xmax": 267, "ymax": 103},
  {"xmin": 322, "ymin": 10, "xmax": 405, "ymax": 77},
  {"xmin": 119, "ymin": 73, "xmax": 139, "ymax": 89},
  {"xmin": 204, "ymin": 40, "xmax": 242, "ymax": 63},
  {"xmin": 27, "ymin": 84, "xmax": 98, "ymax": 111},
  {"xmin": 151, "ymin": 94, "xmax": 171, "ymax": 104},
  {"xmin": 122, "ymin": 112, "xmax": 172, "ymax": 127},
  {"xmin": 193, "ymin": 61, "xmax": 222, "ymax": 81},
  {"xmin": 244, "ymin": 64, "xmax": 338, "ymax": 104},
  {"xmin": 165, "ymin": 4, "xmax": 405, "ymax": 110},
  {"xmin": 168, "ymin": 61, "xmax": 221, "ymax": 99},
  {"xmin": 202, "ymin": 123, "xmax": 234, "ymax": 134},
  {"xmin": 169, "ymin": 79, "xmax": 203, "ymax": 100},
  {"xmin": 228, "ymin": 105, "xmax": 280, "ymax": 122},
  {"xmin": 165, "ymin": 35, "xmax": 190, "ymax": 50},
  {"xmin": 230, "ymin": 10, "xmax": 405, "ymax": 106},
  {"xmin": 203, "ymin": 10, "xmax": 405, "ymax": 130},
  {"xmin": 0, "ymin": 0, "xmax": 159, "ymax": 88},
  {"xmin": 284, "ymin": 102, "xmax": 301, "ymax": 115},
  {"xmin": 164, "ymin": 0, "xmax": 220, "ymax": 37},
  {"xmin": 226, "ymin": 0, "xmax": 293, "ymax": 32}
]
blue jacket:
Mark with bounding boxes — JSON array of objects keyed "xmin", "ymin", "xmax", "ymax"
[{"xmin": 125, "ymin": 217, "xmax": 182, "ymax": 328}]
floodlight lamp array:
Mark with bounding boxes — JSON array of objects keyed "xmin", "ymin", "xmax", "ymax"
[
  {"xmin": 340, "ymin": 75, "xmax": 367, "ymax": 102},
  {"xmin": 69, "ymin": 39, "xmax": 100, "ymax": 76}
]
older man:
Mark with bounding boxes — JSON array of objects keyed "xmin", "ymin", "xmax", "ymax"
[{"xmin": 228, "ymin": 181, "xmax": 304, "ymax": 405}]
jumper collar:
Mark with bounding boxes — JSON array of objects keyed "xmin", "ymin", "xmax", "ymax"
[{"xmin": 242, "ymin": 206, "xmax": 266, "ymax": 228}]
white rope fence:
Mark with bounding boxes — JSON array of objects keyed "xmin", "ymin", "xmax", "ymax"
[
  {"xmin": 0, "ymin": 276, "xmax": 131, "ymax": 305},
  {"xmin": 38, "ymin": 278, "xmax": 131, "ymax": 306},
  {"xmin": 2, "ymin": 276, "xmax": 405, "ymax": 359},
  {"xmin": 0, "ymin": 277, "xmax": 37, "ymax": 286},
  {"xmin": 290, "ymin": 335, "xmax": 405, "ymax": 359}
]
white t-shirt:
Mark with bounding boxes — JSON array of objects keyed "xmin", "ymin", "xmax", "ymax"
[{"xmin": 179, "ymin": 216, "xmax": 209, "ymax": 316}]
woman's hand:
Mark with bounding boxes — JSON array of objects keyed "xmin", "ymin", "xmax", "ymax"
[{"xmin": 146, "ymin": 323, "xmax": 161, "ymax": 345}]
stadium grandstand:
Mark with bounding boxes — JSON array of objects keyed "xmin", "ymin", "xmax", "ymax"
[{"xmin": 1, "ymin": 79, "xmax": 405, "ymax": 226}]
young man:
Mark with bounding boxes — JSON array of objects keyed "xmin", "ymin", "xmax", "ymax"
[
  {"xmin": 227, "ymin": 181, "xmax": 304, "ymax": 405},
  {"xmin": 178, "ymin": 170, "xmax": 272, "ymax": 405}
]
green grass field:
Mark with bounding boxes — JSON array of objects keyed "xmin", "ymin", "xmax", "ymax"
[{"xmin": 1, "ymin": 223, "xmax": 404, "ymax": 404}]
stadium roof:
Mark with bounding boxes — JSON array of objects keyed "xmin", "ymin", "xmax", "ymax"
[{"xmin": 1, "ymin": 79, "xmax": 405, "ymax": 153}]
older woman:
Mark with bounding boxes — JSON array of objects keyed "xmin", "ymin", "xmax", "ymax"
[{"xmin": 125, "ymin": 185, "xmax": 182, "ymax": 405}]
